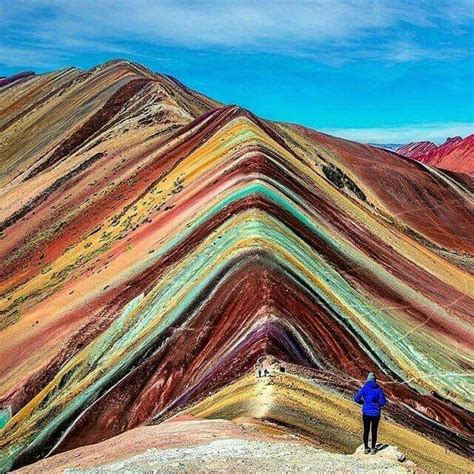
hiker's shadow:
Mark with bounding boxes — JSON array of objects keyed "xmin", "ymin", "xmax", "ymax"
[{"xmin": 373, "ymin": 443, "xmax": 389, "ymax": 453}]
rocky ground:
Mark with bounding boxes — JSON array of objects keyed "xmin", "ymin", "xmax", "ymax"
[
  {"xmin": 17, "ymin": 417, "xmax": 419, "ymax": 473},
  {"xmin": 82, "ymin": 439, "xmax": 418, "ymax": 473}
]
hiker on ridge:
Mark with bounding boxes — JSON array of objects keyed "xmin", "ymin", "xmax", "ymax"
[{"xmin": 354, "ymin": 372, "xmax": 387, "ymax": 455}]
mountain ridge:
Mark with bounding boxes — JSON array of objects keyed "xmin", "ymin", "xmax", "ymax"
[{"xmin": 0, "ymin": 61, "xmax": 472, "ymax": 473}]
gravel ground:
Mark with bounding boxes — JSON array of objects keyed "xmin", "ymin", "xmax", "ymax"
[{"xmin": 71, "ymin": 438, "xmax": 418, "ymax": 473}]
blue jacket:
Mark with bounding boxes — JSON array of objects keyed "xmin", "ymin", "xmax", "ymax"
[{"xmin": 354, "ymin": 380, "xmax": 387, "ymax": 416}]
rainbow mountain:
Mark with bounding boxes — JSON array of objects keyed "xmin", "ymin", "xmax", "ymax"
[{"xmin": 0, "ymin": 60, "xmax": 473, "ymax": 472}]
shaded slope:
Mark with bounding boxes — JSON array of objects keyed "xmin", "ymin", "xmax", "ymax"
[{"xmin": 0, "ymin": 66, "xmax": 472, "ymax": 472}]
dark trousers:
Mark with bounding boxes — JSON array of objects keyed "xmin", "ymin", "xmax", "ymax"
[{"xmin": 363, "ymin": 414, "xmax": 380, "ymax": 449}]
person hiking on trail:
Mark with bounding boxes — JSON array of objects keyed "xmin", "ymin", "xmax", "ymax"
[{"xmin": 354, "ymin": 372, "xmax": 387, "ymax": 455}]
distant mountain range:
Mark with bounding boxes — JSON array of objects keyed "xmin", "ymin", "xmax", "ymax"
[
  {"xmin": 368, "ymin": 136, "xmax": 473, "ymax": 175},
  {"xmin": 368, "ymin": 143, "xmax": 404, "ymax": 151},
  {"xmin": 396, "ymin": 136, "xmax": 473, "ymax": 175}
]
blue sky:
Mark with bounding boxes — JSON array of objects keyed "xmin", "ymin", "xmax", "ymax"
[{"xmin": 1, "ymin": 0, "xmax": 473, "ymax": 143}]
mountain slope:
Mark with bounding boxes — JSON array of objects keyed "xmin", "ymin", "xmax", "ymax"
[
  {"xmin": 396, "ymin": 141, "xmax": 437, "ymax": 159},
  {"xmin": 0, "ymin": 63, "xmax": 473, "ymax": 473},
  {"xmin": 0, "ymin": 60, "xmax": 219, "ymax": 189}
]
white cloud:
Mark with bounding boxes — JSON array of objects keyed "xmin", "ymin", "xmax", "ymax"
[
  {"xmin": 1, "ymin": 0, "xmax": 472, "ymax": 70},
  {"xmin": 322, "ymin": 122, "xmax": 474, "ymax": 144},
  {"xmin": 2, "ymin": 1, "xmax": 395, "ymax": 46}
]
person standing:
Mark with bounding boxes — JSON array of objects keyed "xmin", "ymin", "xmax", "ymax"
[{"xmin": 354, "ymin": 372, "xmax": 387, "ymax": 454}]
